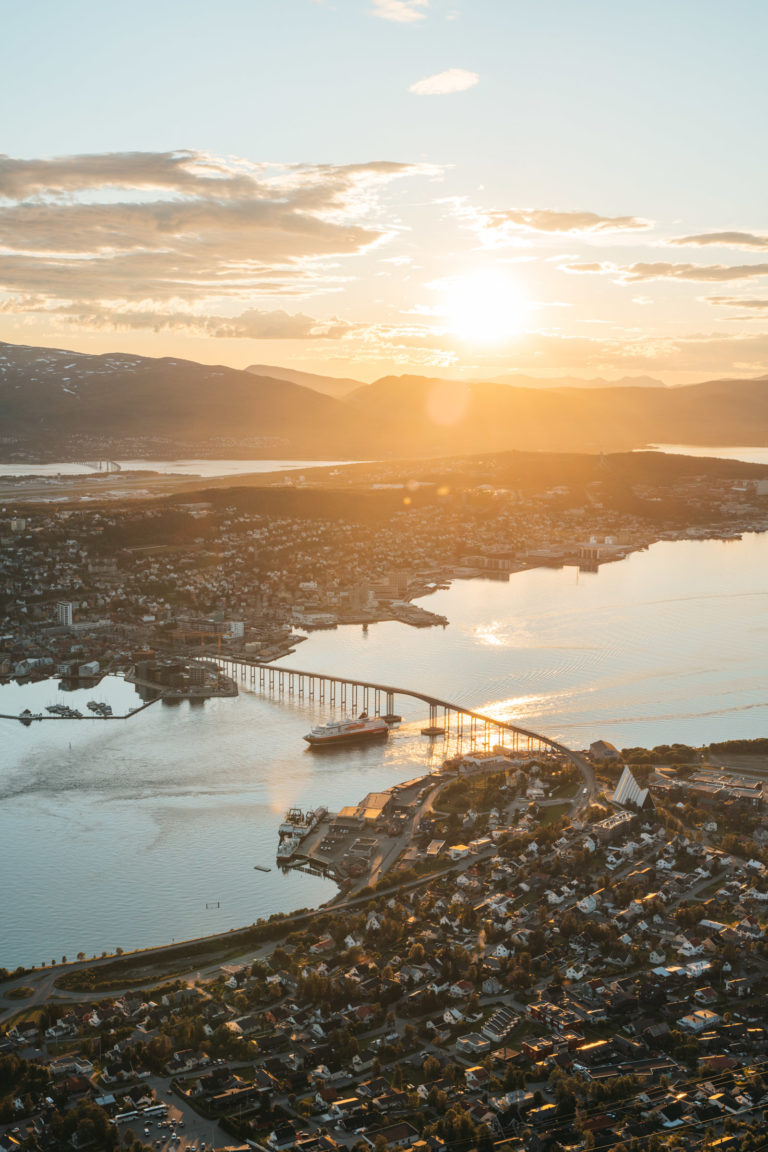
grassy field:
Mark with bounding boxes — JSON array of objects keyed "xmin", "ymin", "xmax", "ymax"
[{"xmin": 538, "ymin": 802, "xmax": 571, "ymax": 827}]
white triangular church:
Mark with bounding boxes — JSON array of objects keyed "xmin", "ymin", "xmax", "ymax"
[{"xmin": 612, "ymin": 765, "xmax": 651, "ymax": 809}]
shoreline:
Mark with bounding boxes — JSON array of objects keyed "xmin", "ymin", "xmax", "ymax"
[
  {"xmin": 4, "ymin": 739, "xmax": 766, "ymax": 1004},
  {"xmin": 2, "ymin": 529, "xmax": 768, "ymax": 971}
]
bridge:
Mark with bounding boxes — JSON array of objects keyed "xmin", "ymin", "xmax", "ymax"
[
  {"xmin": 216, "ymin": 655, "xmax": 587, "ymax": 769},
  {"xmin": 74, "ymin": 460, "xmax": 122, "ymax": 473}
]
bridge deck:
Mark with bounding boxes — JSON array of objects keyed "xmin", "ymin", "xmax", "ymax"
[{"xmin": 220, "ymin": 656, "xmax": 573, "ymax": 756}]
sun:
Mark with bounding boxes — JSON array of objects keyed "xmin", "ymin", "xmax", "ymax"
[{"xmin": 438, "ymin": 268, "xmax": 528, "ymax": 344}]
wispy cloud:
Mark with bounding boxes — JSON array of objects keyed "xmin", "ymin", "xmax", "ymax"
[
  {"xmin": 410, "ymin": 68, "xmax": 479, "ymax": 95},
  {"xmin": 474, "ymin": 207, "xmax": 651, "ymax": 237},
  {"xmin": 668, "ymin": 231, "xmax": 768, "ymax": 251},
  {"xmin": 9, "ymin": 301, "xmax": 357, "ymax": 340},
  {"xmin": 339, "ymin": 323, "xmax": 768, "ymax": 377},
  {"xmin": 372, "ymin": 0, "xmax": 429, "ymax": 22},
  {"xmin": 706, "ymin": 296, "xmax": 768, "ymax": 314},
  {"xmin": 0, "ymin": 150, "xmax": 432, "ymax": 317},
  {"xmin": 562, "ymin": 261, "xmax": 768, "ymax": 283}
]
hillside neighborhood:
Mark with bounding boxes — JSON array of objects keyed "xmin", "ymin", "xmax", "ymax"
[{"xmin": 4, "ymin": 743, "xmax": 768, "ymax": 1152}]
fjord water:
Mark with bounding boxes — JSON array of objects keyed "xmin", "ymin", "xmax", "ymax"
[
  {"xmin": 0, "ymin": 459, "xmax": 355, "ymax": 478},
  {"xmin": 1, "ymin": 533, "xmax": 767, "ymax": 968}
]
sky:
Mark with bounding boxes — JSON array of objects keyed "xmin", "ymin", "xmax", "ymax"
[{"xmin": 1, "ymin": 0, "xmax": 767, "ymax": 384}]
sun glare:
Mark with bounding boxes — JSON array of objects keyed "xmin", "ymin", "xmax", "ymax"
[{"xmin": 438, "ymin": 268, "xmax": 528, "ymax": 343}]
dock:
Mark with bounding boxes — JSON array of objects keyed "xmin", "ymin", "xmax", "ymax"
[{"xmin": 275, "ymin": 776, "xmax": 442, "ymax": 890}]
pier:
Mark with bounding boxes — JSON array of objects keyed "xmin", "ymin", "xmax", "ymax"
[
  {"xmin": 215, "ymin": 655, "xmax": 577, "ymax": 761},
  {"xmin": 2, "ymin": 697, "xmax": 161, "ymax": 724}
]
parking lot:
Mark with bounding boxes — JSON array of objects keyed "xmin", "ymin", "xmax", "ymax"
[{"xmin": 134, "ymin": 1078, "xmax": 224, "ymax": 1152}]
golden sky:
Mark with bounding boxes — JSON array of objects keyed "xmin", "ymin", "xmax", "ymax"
[{"xmin": 1, "ymin": 1, "xmax": 768, "ymax": 385}]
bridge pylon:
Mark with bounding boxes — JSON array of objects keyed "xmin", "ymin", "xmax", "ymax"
[
  {"xmin": 383, "ymin": 690, "xmax": 401, "ymax": 723},
  {"xmin": 421, "ymin": 701, "xmax": 444, "ymax": 736}
]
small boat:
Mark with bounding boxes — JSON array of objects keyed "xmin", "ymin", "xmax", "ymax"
[
  {"xmin": 19, "ymin": 709, "xmax": 42, "ymax": 724},
  {"xmin": 253, "ymin": 865, "xmax": 272, "ymax": 873}
]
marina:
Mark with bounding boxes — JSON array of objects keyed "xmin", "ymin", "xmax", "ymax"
[{"xmin": 3, "ymin": 696, "xmax": 157, "ymax": 723}]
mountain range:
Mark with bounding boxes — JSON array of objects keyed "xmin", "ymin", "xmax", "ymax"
[
  {"xmin": 246, "ymin": 363, "xmax": 667, "ymax": 397},
  {"xmin": 1, "ymin": 339, "xmax": 767, "ymax": 459}
]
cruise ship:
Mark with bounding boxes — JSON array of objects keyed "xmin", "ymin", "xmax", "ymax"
[{"xmin": 304, "ymin": 712, "xmax": 389, "ymax": 747}]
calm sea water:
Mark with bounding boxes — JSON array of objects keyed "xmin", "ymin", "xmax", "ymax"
[
  {"xmin": 0, "ymin": 459, "xmax": 358, "ymax": 478},
  {"xmin": 1, "ymin": 532, "xmax": 767, "ymax": 968},
  {"xmin": 4, "ymin": 444, "xmax": 766, "ymax": 479},
  {"xmin": 645, "ymin": 444, "xmax": 768, "ymax": 466}
]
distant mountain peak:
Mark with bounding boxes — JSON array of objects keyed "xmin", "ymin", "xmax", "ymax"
[{"xmin": 245, "ymin": 363, "xmax": 362, "ymax": 399}]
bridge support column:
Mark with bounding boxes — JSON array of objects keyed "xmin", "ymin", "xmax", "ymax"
[
  {"xmin": 421, "ymin": 701, "xmax": 444, "ymax": 736},
  {"xmin": 383, "ymin": 691, "xmax": 401, "ymax": 723}
]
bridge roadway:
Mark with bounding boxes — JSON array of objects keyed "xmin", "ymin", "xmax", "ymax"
[{"xmin": 216, "ymin": 655, "xmax": 595, "ymax": 789}]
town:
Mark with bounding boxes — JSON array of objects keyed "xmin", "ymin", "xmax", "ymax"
[
  {"xmin": 3, "ymin": 452, "xmax": 768, "ymax": 678},
  {"xmin": 3, "ymin": 454, "xmax": 768, "ymax": 1151},
  {"xmin": 4, "ymin": 738, "xmax": 768, "ymax": 1152}
]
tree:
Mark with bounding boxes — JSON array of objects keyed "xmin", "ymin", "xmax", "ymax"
[
  {"xmin": 423, "ymin": 1054, "xmax": 441, "ymax": 1081},
  {"xmin": 476, "ymin": 1124, "xmax": 494, "ymax": 1152},
  {"xmin": 409, "ymin": 942, "xmax": 425, "ymax": 964}
]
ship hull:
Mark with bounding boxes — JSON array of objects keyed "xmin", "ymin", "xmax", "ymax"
[{"xmin": 304, "ymin": 727, "xmax": 389, "ymax": 747}]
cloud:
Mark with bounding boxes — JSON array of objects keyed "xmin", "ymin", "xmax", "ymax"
[
  {"xmin": 372, "ymin": 0, "xmax": 429, "ymax": 22},
  {"xmin": 560, "ymin": 262, "xmax": 612, "ymax": 274},
  {"xmin": 705, "ymin": 296, "xmax": 768, "ymax": 316},
  {"xmin": 409, "ymin": 68, "xmax": 479, "ymax": 95},
  {"xmin": 562, "ymin": 261, "xmax": 768, "ymax": 283},
  {"xmin": 668, "ymin": 231, "xmax": 768, "ymax": 251},
  {"xmin": 338, "ymin": 320, "xmax": 768, "ymax": 378},
  {"xmin": 476, "ymin": 207, "xmax": 651, "ymax": 237},
  {"xmin": 0, "ymin": 150, "xmax": 432, "ymax": 311},
  {"xmin": 447, "ymin": 201, "xmax": 651, "ymax": 249},
  {"xmin": 7, "ymin": 297, "xmax": 356, "ymax": 340}
]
